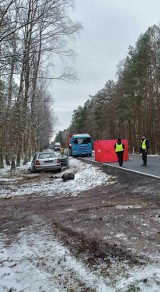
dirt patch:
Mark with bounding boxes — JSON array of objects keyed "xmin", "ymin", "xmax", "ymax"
[{"xmin": 1, "ymin": 160, "xmax": 160, "ymax": 274}]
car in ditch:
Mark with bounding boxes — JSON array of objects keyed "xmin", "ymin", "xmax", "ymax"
[{"xmin": 30, "ymin": 151, "xmax": 61, "ymax": 173}]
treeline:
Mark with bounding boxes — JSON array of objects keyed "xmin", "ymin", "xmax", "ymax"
[
  {"xmin": 0, "ymin": 0, "xmax": 81, "ymax": 168},
  {"xmin": 57, "ymin": 25, "xmax": 160, "ymax": 153}
]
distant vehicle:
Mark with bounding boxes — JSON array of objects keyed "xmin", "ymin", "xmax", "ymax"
[
  {"xmin": 30, "ymin": 151, "xmax": 61, "ymax": 173},
  {"xmin": 54, "ymin": 142, "xmax": 61, "ymax": 151},
  {"xmin": 69, "ymin": 133, "xmax": 92, "ymax": 157}
]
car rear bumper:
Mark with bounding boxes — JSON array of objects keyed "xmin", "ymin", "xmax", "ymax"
[{"xmin": 35, "ymin": 165, "xmax": 61, "ymax": 171}]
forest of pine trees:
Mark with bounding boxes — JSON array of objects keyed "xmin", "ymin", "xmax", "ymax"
[{"xmin": 57, "ymin": 25, "xmax": 160, "ymax": 154}]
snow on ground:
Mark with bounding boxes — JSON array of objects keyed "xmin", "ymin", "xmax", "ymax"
[
  {"xmin": 1, "ymin": 220, "xmax": 160, "ymax": 292},
  {"xmin": 0, "ymin": 219, "xmax": 114, "ymax": 292},
  {"xmin": 1, "ymin": 158, "xmax": 160, "ymax": 291},
  {"xmin": 0, "ymin": 158, "xmax": 112, "ymax": 198}
]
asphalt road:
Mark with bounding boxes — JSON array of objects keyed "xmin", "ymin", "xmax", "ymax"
[{"xmin": 82, "ymin": 154, "xmax": 160, "ymax": 179}]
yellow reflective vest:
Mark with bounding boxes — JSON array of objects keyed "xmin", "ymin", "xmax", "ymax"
[
  {"xmin": 115, "ymin": 143, "xmax": 124, "ymax": 152},
  {"xmin": 141, "ymin": 139, "xmax": 147, "ymax": 150}
]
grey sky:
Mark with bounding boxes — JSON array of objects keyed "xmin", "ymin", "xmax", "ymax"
[{"xmin": 52, "ymin": 0, "xmax": 160, "ymax": 132}]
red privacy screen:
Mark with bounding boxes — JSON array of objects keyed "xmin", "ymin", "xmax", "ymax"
[{"xmin": 94, "ymin": 140, "xmax": 129, "ymax": 163}]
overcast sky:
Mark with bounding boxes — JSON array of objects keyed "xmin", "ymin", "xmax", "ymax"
[{"xmin": 51, "ymin": 0, "xmax": 160, "ymax": 133}]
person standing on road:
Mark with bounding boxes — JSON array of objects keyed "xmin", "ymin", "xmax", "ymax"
[
  {"xmin": 114, "ymin": 138, "xmax": 125, "ymax": 167},
  {"xmin": 140, "ymin": 135, "xmax": 149, "ymax": 166},
  {"xmin": 60, "ymin": 146, "xmax": 64, "ymax": 155}
]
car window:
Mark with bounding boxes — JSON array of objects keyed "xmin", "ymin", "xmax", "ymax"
[{"xmin": 38, "ymin": 153, "xmax": 56, "ymax": 159}]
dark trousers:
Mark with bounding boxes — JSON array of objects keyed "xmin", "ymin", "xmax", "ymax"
[
  {"xmin": 116, "ymin": 151, "xmax": 124, "ymax": 166},
  {"xmin": 141, "ymin": 150, "xmax": 147, "ymax": 166}
]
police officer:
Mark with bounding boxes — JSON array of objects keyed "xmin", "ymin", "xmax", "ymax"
[
  {"xmin": 114, "ymin": 138, "xmax": 125, "ymax": 167},
  {"xmin": 140, "ymin": 135, "xmax": 149, "ymax": 166}
]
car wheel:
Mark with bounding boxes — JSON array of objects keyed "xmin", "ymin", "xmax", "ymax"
[{"xmin": 31, "ymin": 166, "xmax": 37, "ymax": 173}]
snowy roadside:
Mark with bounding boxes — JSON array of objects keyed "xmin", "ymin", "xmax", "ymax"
[
  {"xmin": 0, "ymin": 219, "xmax": 114, "ymax": 292},
  {"xmin": 1, "ymin": 219, "xmax": 160, "ymax": 292},
  {"xmin": 0, "ymin": 158, "xmax": 112, "ymax": 198},
  {"xmin": 0, "ymin": 158, "xmax": 160, "ymax": 291}
]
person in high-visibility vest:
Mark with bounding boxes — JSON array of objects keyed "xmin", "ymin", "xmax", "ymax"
[
  {"xmin": 60, "ymin": 146, "xmax": 64, "ymax": 155},
  {"xmin": 140, "ymin": 135, "xmax": 149, "ymax": 166},
  {"xmin": 114, "ymin": 138, "xmax": 125, "ymax": 167}
]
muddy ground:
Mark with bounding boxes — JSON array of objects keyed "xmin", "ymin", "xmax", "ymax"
[{"xmin": 0, "ymin": 159, "xmax": 160, "ymax": 274}]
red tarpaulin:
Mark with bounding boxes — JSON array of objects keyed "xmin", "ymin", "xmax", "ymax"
[{"xmin": 94, "ymin": 140, "xmax": 128, "ymax": 163}]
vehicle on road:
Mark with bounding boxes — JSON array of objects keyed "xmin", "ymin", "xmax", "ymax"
[
  {"xmin": 30, "ymin": 151, "xmax": 61, "ymax": 173},
  {"xmin": 68, "ymin": 133, "xmax": 92, "ymax": 157},
  {"xmin": 54, "ymin": 142, "xmax": 61, "ymax": 151}
]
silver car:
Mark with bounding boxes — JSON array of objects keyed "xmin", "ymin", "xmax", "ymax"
[{"xmin": 30, "ymin": 151, "xmax": 61, "ymax": 173}]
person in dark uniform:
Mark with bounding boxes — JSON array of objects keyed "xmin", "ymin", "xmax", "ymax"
[
  {"xmin": 114, "ymin": 138, "xmax": 125, "ymax": 167},
  {"xmin": 140, "ymin": 135, "xmax": 149, "ymax": 166}
]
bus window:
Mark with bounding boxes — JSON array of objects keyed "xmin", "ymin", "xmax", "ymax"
[
  {"xmin": 84, "ymin": 137, "xmax": 91, "ymax": 144},
  {"xmin": 73, "ymin": 137, "xmax": 91, "ymax": 144}
]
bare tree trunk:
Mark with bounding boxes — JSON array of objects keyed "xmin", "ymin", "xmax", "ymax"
[
  {"xmin": 11, "ymin": 66, "xmax": 24, "ymax": 168},
  {"xmin": 5, "ymin": 37, "xmax": 17, "ymax": 165},
  {"xmin": 0, "ymin": 92, "xmax": 4, "ymax": 168},
  {"xmin": 0, "ymin": 43, "xmax": 4, "ymax": 168}
]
